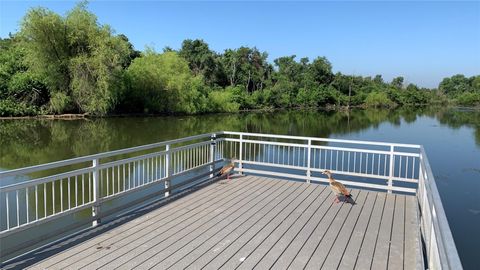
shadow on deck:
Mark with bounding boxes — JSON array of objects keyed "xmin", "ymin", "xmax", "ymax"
[{"xmin": 2, "ymin": 175, "xmax": 420, "ymax": 270}]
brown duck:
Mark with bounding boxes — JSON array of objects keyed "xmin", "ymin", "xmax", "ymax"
[
  {"xmin": 218, "ymin": 161, "xmax": 235, "ymax": 179},
  {"xmin": 322, "ymin": 170, "xmax": 353, "ymax": 203}
]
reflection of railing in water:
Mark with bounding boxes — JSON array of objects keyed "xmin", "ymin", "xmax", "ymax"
[{"xmin": 0, "ymin": 131, "xmax": 462, "ymax": 269}]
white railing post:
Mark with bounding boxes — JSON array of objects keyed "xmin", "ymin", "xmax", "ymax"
[
  {"xmin": 92, "ymin": 158, "xmax": 101, "ymax": 226},
  {"xmin": 165, "ymin": 144, "xmax": 171, "ymax": 197},
  {"xmin": 306, "ymin": 139, "xmax": 312, "ymax": 183},
  {"xmin": 388, "ymin": 145, "xmax": 394, "ymax": 193},
  {"xmin": 238, "ymin": 134, "xmax": 243, "ymax": 175},
  {"xmin": 210, "ymin": 134, "xmax": 216, "ymax": 178}
]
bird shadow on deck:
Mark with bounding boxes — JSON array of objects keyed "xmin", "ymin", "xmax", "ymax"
[
  {"xmin": 0, "ymin": 175, "xmax": 228, "ymax": 270},
  {"xmin": 338, "ymin": 194, "xmax": 356, "ymax": 205}
]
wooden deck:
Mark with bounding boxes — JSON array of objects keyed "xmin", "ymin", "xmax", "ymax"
[{"xmin": 8, "ymin": 175, "xmax": 421, "ymax": 269}]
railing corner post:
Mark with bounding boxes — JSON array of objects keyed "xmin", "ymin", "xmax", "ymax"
[
  {"xmin": 165, "ymin": 144, "xmax": 171, "ymax": 197},
  {"xmin": 306, "ymin": 139, "xmax": 312, "ymax": 183},
  {"xmin": 388, "ymin": 145, "xmax": 394, "ymax": 194},
  {"xmin": 210, "ymin": 134, "xmax": 217, "ymax": 178},
  {"xmin": 238, "ymin": 134, "xmax": 243, "ymax": 175},
  {"xmin": 92, "ymin": 158, "xmax": 101, "ymax": 226}
]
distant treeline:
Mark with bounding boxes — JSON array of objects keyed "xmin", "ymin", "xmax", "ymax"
[{"xmin": 1, "ymin": 2, "xmax": 479, "ymax": 116}]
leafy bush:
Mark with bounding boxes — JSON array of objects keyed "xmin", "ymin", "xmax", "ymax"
[
  {"xmin": 456, "ymin": 92, "xmax": 480, "ymax": 106},
  {"xmin": 364, "ymin": 91, "xmax": 395, "ymax": 108},
  {"xmin": 0, "ymin": 99, "xmax": 38, "ymax": 116},
  {"xmin": 49, "ymin": 92, "xmax": 72, "ymax": 114},
  {"xmin": 208, "ymin": 90, "xmax": 240, "ymax": 112}
]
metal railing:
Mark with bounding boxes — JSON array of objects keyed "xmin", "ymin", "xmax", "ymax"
[
  {"xmin": 221, "ymin": 131, "xmax": 421, "ymax": 194},
  {"xmin": 0, "ymin": 131, "xmax": 461, "ymax": 269},
  {"xmin": 418, "ymin": 146, "xmax": 463, "ymax": 269},
  {"xmin": 0, "ymin": 132, "xmax": 225, "ymax": 239}
]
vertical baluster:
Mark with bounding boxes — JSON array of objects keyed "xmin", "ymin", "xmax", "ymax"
[
  {"xmin": 52, "ymin": 181, "xmax": 55, "ymax": 214},
  {"xmin": 335, "ymin": 150, "xmax": 339, "ymax": 171},
  {"xmin": 82, "ymin": 174, "xmax": 85, "ymax": 204},
  {"xmin": 238, "ymin": 134, "xmax": 243, "ymax": 174},
  {"xmin": 44, "ymin": 183, "xmax": 47, "ymax": 217},
  {"xmin": 359, "ymin": 153, "xmax": 363, "ymax": 174},
  {"xmin": 388, "ymin": 145, "xmax": 395, "ymax": 193},
  {"xmin": 142, "ymin": 159, "xmax": 148, "ymax": 185},
  {"xmin": 165, "ymin": 144, "xmax": 171, "ymax": 197},
  {"xmin": 384, "ymin": 154, "xmax": 387, "ymax": 176},
  {"xmin": 123, "ymin": 163, "xmax": 126, "ymax": 191},
  {"xmin": 128, "ymin": 162, "xmax": 131, "ymax": 189},
  {"xmin": 353, "ymin": 152, "xmax": 356, "ymax": 173},
  {"xmin": 399, "ymin": 155, "xmax": 403, "ymax": 178},
  {"xmin": 412, "ymin": 157, "xmax": 416, "ymax": 180},
  {"xmin": 6, "ymin": 193, "xmax": 9, "ymax": 230},
  {"xmin": 35, "ymin": 185, "xmax": 38, "ymax": 220},
  {"xmin": 92, "ymin": 158, "xmax": 100, "ymax": 226},
  {"xmin": 406, "ymin": 156, "xmax": 409, "ymax": 179},
  {"xmin": 26, "ymin": 188, "xmax": 29, "ymax": 223},
  {"xmin": 377, "ymin": 154, "xmax": 381, "ymax": 175},
  {"xmin": 371, "ymin": 153, "xmax": 375, "ymax": 174},
  {"xmin": 16, "ymin": 190, "xmax": 20, "ymax": 226},
  {"xmin": 347, "ymin": 152, "xmax": 351, "ymax": 172},
  {"xmin": 68, "ymin": 177, "xmax": 71, "ymax": 209},
  {"xmin": 117, "ymin": 164, "xmax": 121, "ymax": 190},
  {"xmin": 108, "ymin": 167, "xmax": 111, "ymax": 195},
  {"xmin": 60, "ymin": 179, "xmax": 63, "ymax": 212}
]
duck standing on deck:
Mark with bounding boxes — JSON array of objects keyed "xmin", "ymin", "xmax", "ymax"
[
  {"xmin": 322, "ymin": 170, "xmax": 354, "ymax": 204},
  {"xmin": 218, "ymin": 160, "xmax": 235, "ymax": 179}
]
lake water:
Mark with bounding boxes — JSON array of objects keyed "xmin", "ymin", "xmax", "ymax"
[{"xmin": 0, "ymin": 107, "xmax": 479, "ymax": 269}]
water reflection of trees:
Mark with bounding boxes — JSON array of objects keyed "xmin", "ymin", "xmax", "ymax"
[{"xmin": 1, "ymin": 107, "xmax": 479, "ymax": 169}]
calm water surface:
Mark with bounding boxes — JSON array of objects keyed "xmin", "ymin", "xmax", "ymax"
[{"xmin": 1, "ymin": 107, "xmax": 479, "ymax": 269}]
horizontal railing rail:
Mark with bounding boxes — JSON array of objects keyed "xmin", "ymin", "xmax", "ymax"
[
  {"xmin": 0, "ymin": 131, "xmax": 461, "ymax": 269},
  {"xmin": 418, "ymin": 146, "xmax": 463, "ymax": 269},
  {"xmin": 219, "ymin": 132, "xmax": 420, "ymax": 193},
  {"xmin": 0, "ymin": 132, "xmax": 224, "ymax": 239}
]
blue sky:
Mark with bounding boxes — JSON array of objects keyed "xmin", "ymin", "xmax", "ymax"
[{"xmin": 1, "ymin": 1, "xmax": 479, "ymax": 88}]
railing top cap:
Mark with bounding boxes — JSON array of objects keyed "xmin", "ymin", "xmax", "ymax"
[{"xmin": 1, "ymin": 131, "xmax": 420, "ymax": 178}]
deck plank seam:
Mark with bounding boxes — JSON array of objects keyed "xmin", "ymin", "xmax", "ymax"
[
  {"xmin": 179, "ymin": 185, "xmax": 328, "ymax": 270},
  {"xmin": 285, "ymin": 196, "xmax": 337, "ymax": 269},
  {"xmin": 303, "ymin": 189, "xmax": 360, "ymax": 269},
  {"xmin": 286, "ymin": 191, "xmax": 352, "ymax": 269},
  {"xmin": 87, "ymin": 177, "xmax": 287, "ymax": 269},
  {"xmin": 319, "ymin": 190, "xmax": 369, "ymax": 269},
  {"xmin": 354, "ymin": 192, "xmax": 387, "ymax": 269},
  {"xmin": 33, "ymin": 176, "xmax": 253, "ymax": 268},
  {"xmin": 122, "ymin": 179, "xmax": 298, "ymax": 269},
  {"xmin": 63, "ymin": 177, "xmax": 271, "ymax": 269},
  {"xmin": 251, "ymin": 185, "xmax": 331, "ymax": 269},
  {"xmin": 191, "ymin": 181, "xmax": 310, "ymax": 270},
  {"xmin": 152, "ymin": 179, "xmax": 302, "ymax": 269},
  {"xmin": 385, "ymin": 195, "xmax": 398, "ymax": 270},
  {"xmin": 203, "ymin": 183, "xmax": 311, "ymax": 270},
  {"xmin": 336, "ymin": 192, "xmax": 377, "ymax": 270},
  {"xmin": 232, "ymin": 184, "xmax": 322, "ymax": 269}
]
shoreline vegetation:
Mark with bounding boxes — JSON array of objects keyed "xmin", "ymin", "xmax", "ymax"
[{"xmin": 1, "ymin": 2, "xmax": 479, "ymax": 117}]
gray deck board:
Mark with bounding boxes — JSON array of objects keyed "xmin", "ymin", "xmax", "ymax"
[
  {"xmin": 404, "ymin": 195, "xmax": 420, "ymax": 270},
  {"xmin": 23, "ymin": 176, "xmax": 420, "ymax": 270},
  {"xmin": 353, "ymin": 192, "xmax": 387, "ymax": 269},
  {"xmin": 205, "ymin": 182, "xmax": 309, "ymax": 270},
  {"xmin": 30, "ymin": 175, "xmax": 236, "ymax": 269},
  {"xmin": 371, "ymin": 193, "xmax": 396, "ymax": 270},
  {"xmin": 304, "ymin": 189, "xmax": 363, "ymax": 269},
  {"xmin": 388, "ymin": 195, "xmax": 406, "ymax": 270},
  {"xmin": 320, "ymin": 190, "xmax": 372, "ymax": 270},
  {"xmin": 88, "ymin": 177, "xmax": 283, "ymax": 269}
]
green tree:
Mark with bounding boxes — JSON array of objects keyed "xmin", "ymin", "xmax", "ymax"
[
  {"xmin": 125, "ymin": 51, "xmax": 207, "ymax": 114},
  {"xmin": 18, "ymin": 1, "xmax": 132, "ymax": 115}
]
